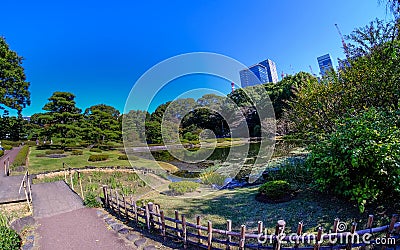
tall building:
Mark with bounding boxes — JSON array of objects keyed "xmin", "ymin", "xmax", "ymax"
[
  {"xmin": 239, "ymin": 59, "xmax": 278, "ymax": 87},
  {"xmin": 317, "ymin": 54, "xmax": 333, "ymax": 76}
]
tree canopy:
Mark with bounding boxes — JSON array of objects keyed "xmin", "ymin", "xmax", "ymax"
[{"xmin": 0, "ymin": 37, "xmax": 30, "ymax": 114}]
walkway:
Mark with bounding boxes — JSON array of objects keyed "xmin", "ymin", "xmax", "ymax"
[{"xmin": 0, "ymin": 146, "xmax": 26, "ymax": 203}]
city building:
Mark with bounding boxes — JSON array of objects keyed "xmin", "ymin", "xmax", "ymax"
[
  {"xmin": 317, "ymin": 54, "xmax": 333, "ymax": 76},
  {"xmin": 239, "ymin": 59, "xmax": 278, "ymax": 87}
]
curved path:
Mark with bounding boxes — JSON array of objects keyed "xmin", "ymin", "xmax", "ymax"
[{"xmin": 0, "ymin": 146, "xmax": 26, "ymax": 203}]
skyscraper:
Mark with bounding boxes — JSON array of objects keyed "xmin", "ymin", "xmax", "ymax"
[
  {"xmin": 317, "ymin": 54, "xmax": 333, "ymax": 76},
  {"xmin": 239, "ymin": 59, "xmax": 278, "ymax": 87}
]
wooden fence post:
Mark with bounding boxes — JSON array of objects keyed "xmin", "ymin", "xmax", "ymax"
[
  {"xmin": 197, "ymin": 216, "xmax": 202, "ymax": 244},
  {"xmin": 385, "ymin": 214, "xmax": 398, "ymax": 249},
  {"xmin": 102, "ymin": 186, "xmax": 108, "ymax": 208},
  {"xmin": 226, "ymin": 219, "xmax": 232, "ymax": 250},
  {"xmin": 145, "ymin": 202, "xmax": 151, "ymax": 231},
  {"xmin": 115, "ymin": 190, "xmax": 121, "ymax": 218},
  {"xmin": 182, "ymin": 214, "xmax": 187, "ymax": 249},
  {"xmin": 207, "ymin": 221, "xmax": 213, "ymax": 250},
  {"xmin": 148, "ymin": 202, "xmax": 154, "ymax": 229},
  {"xmin": 361, "ymin": 215, "xmax": 374, "ymax": 250},
  {"xmin": 239, "ymin": 225, "xmax": 246, "ymax": 249},
  {"xmin": 6, "ymin": 158, "xmax": 10, "ymax": 176},
  {"xmin": 131, "ymin": 196, "xmax": 138, "ymax": 224},
  {"xmin": 314, "ymin": 227, "xmax": 323, "ymax": 250},
  {"xmin": 295, "ymin": 221, "xmax": 303, "ymax": 248},
  {"xmin": 69, "ymin": 168, "xmax": 74, "ymax": 190},
  {"xmin": 175, "ymin": 210, "xmax": 181, "ymax": 237},
  {"xmin": 123, "ymin": 195, "xmax": 128, "ymax": 220},
  {"xmin": 346, "ymin": 222, "xmax": 357, "ymax": 250},
  {"xmin": 274, "ymin": 220, "xmax": 286, "ymax": 250},
  {"xmin": 155, "ymin": 205, "xmax": 162, "ymax": 231},
  {"xmin": 63, "ymin": 163, "xmax": 67, "ymax": 182},
  {"xmin": 160, "ymin": 210, "xmax": 166, "ymax": 240},
  {"xmin": 78, "ymin": 171, "xmax": 84, "ymax": 200}
]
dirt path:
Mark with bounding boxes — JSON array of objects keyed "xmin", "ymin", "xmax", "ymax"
[{"xmin": 36, "ymin": 208, "xmax": 132, "ymax": 250}]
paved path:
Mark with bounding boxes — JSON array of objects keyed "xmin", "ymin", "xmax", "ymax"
[
  {"xmin": 0, "ymin": 147, "xmax": 26, "ymax": 203},
  {"xmin": 32, "ymin": 181, "xmax": 84, "ymax": 218},
  {"xmin": 37, "ymin": 208, "xmax": 132, "ymax": 250}
]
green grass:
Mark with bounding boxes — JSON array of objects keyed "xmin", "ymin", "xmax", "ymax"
[
  {"xmin": 27, "ymin": 147, "xmax": 163, "ymax": 174},
  {"xmin": 141, "ymin": 186, "xmax": 392, "ymax": 234}
]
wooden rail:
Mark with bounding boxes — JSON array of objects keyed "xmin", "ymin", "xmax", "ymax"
[
  {"xmin": 3, "ymin": 156, "xmax": 10, "ymax": 176},
  {"xmin": 62, "ymin": 163, "xmax": 85, "ymax": 199},
  {"xmin": 18, "ymin": 170, "xmax": 32, "ymax": 212},
  {"xmin": 102, "ymin": 186, "xmax": 399, "ymax": 250}
]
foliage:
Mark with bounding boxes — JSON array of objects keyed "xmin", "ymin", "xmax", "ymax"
[
  {"xmin": 88, "ymin": 154, "xmax": 109, "ymax": 162},
  {"xmin": 82, "ymin": 104, "xmax": 121, "ymax": 143},
  {"xmin": 0, "ymin": 226, "xmax": 21, "ymax": 250},
  {"xmin": 117, "ymin": 154, "xmax": 128, "ymax": 160},
  {"xmin": 199, "ymin": 166, "xmax": 226, "ymax": 186},
  {"xmin": 12, "ymin": 145, "xmax": 29, "ymax": 166},
  {"xmin": 264, "ymin": 158, "xmax": 311, "ymax": 189},
  {"xmin": 0, "ymin": 150, "xmax": 3, "ymax": 157},
  {"xmin": 2, "ymin": 144, "xmax": 12, "ymax": 150},
  {"xmin": 258, "ymin": 180, "xmax": 293, "ymax": 201},
  {"xmin": 0, "ymin": 212, "xmax": 8, "ymax": 227},
  {"xmin": 83, "ymin": 192, "xmax": 102, "ymax": 208},
  {"xmin": 32, "ymin": 92, "xmax": 83, "ymax": 144},
  {"xmin": 0, "ymin": 37, "xmax": 30, "ymax": 114},
  {"xmin": 71, "ymin": 150, "xmax": 83, "ymax": 155},
  {"xmin": 89, "ymin": 148, "xmax": 102, "ymax": 153},
  {"xmin": 45, "ymin": 149, "xmax": 64, "ymax": 155},
  {"xmin": 168, "ymin": 181, "xmax": 200, "ymax": 195},
  {"xmin": 289, "ymin": 19, "xmax": 400, "ymax": 137},
  {"xmin": 307, "ymin": 108, "xmax": 400, "ymax": 212}
]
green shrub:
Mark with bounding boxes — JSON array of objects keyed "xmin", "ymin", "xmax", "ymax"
[
  {"xmin": 71, "ymin": 150, "xmax": 83, "ymax": 155},
  {"xmin": 36, "ymin": 153, "xmax": 46, "ymax": 158},
  {"xmin": 307, "ymin": 108, "xmax": 400, "ymax": 212},
  {"xmin": 199, "ymin": 166, "xmax": 226, "ymax": 186},
  {"xmin": 0, "ymin": 226, "xmax": 21, "ymax": 250},
  {"xmin": 136, "ymin": 199, "xmax": 155, "ymax": 207},
  {"xmin": 45, "ymin": 149, "xmax": 65, "ymax": 155},
  {"xmin": 3, "ymin": 145, "xmax": 12, "ymax": 150},
  {"xmin": 83, "ymin": 192, "xmax": 101, "ymax": 208},
  {"xmin": 0, "ymin": 212, "xmax": 8, "ymax": 227},
  {"xmin": 12, "ymin": 145, "xmax": 29, "ymax": 167},
  {"xmin": 88, "ymin": 154, "xmax": 109, "ymax": 162},
  {"xmin": 118, "ymin": 154, "xmax": 128, "ymax": 160},
  {"xmin": 168, "ymin": 181, "xmax": 200, "ymax": 195},
  {"xmin": 89, "ymin": 148, "xmax": 102, "ymax": 153},
  {"xmin": 258, "ymin": 180, "xmax": 293, "ymax": 201},
  {"xmin": 0, "ymin": 150, "xmax": 3, "ymax": 157}
]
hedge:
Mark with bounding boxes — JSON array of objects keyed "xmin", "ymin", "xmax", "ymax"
[
  {"xmin": 89, "ymin": 148, "xmax": 102, "ymax": 153},
  {"xmin": 71, "ymin": 150, "xmax": 83, "ymax": 155},
  {"xmin": 88, "ymin": 154, "xmax": 109, "ymax": 162},
  {"xmin": 12, "ymin": 145, "xmax": 29, "ymax": 167},
  {"xmin": 0, "ymin": 226, "xmax": 21, "ymax": 250},
  {"xmin": 45, "ymin": 149, "xmax": 65, "ymax": 155},
  {"xmin": 0, "ymin": 150, "xmax": 3, "ymax": 157}
]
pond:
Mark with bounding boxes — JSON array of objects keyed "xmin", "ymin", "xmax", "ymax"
[{"xmin": 131, "ymin": 140, "xmax": 307, "ymax": 185}]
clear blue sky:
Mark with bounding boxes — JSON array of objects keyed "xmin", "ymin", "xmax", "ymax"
[{"xmin": 1, "ymin": 0, "xmax": 392, "ymax": 116}]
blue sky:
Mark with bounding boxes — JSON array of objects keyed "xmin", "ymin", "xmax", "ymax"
[{"xmin": 1, "ymin": 0, "xmax": 392, "ymax": 116}]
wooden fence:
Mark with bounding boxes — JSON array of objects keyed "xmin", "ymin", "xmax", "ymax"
[
  {"xmin": 3, "ymin": 156, "xmax": 10, "ymax": 176},
  {"xmin": 102, "ymin": 186, "xmax": 399, "ymax": 250},
  {"xmin": 18, "ymin": 170, "xmax": 32, "ymax": 212}
]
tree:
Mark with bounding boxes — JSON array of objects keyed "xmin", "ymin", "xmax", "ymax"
[
  {"xmin": 0, "ymin": 37, "xmax": 30, "ymax": 114},
  {"xmin": 83, "ymin": 104, "xmax": 121, "ymax": 143},
  {"xmin": 34, "ymin": 92, "xmax": 83, "ymax": 144}
]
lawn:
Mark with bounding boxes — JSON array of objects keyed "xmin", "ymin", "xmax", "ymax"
[{"xmin": 27, "ymin": 146, "xmax": 168, "ymax": 174}]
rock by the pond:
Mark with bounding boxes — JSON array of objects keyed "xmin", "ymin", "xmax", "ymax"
[
  {"xmin": 10, "ymin": 216, "xmax": 36, "ymax": 233},
  {"xmin": 134, "ymin": 238, "xmax": 147, "ymax": 247},
  {"xmin": 221, "ymin": 179, "xmax": 247, "ymax": 190}
]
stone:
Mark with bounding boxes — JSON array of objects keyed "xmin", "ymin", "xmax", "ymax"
[
  {"xmin": 26, "ymin": 235, "xmax": 35, "ymax": 242},
  {"xmin": 22, "ymin": 242, "xmax": 34, "ymax": 250},
  {"xmin": 105, "ymin": 218, "xmax": 115, "ymax": 225},
  {"xmin": 10, "ymin": 216, "xmax": 36, "ymax": 233},
  {"xmin": 126, "ymin": 233, "xmax": 140, "ymax": 241},
  {"xmin": 134, "ymin": 238, "xmax": 146, "ymax": 247},
  {"xmin": 96, "ymin": 210, "xmax": 104, "ymax": 217},
  {"xmin": 111, "ymin": 223, "xmax": 124, "ymax": 231},
  {"xmin": 118, "ymin": 227, "xmax": 130, "ymax": 234},
  {"xmin": 144, "ymin": 246, "xmax": 157, "ymax": 250}
]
